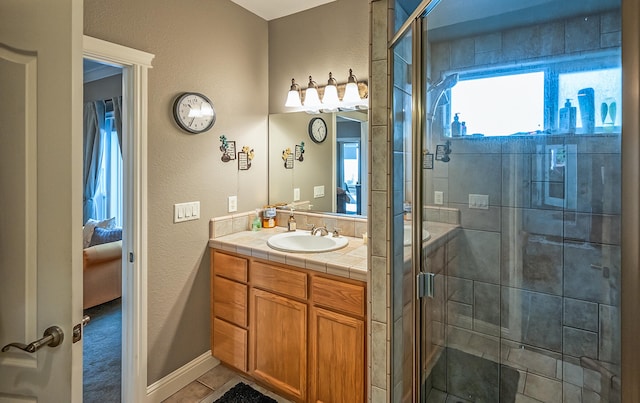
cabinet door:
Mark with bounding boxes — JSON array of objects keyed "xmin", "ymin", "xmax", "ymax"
[
  {"xmin": 250, "ymin": 288, "xmax": 307, "ymax": 401},
  {"xmin": 310, "ymin": 307, "xmax": 365, "ymax": 403}
]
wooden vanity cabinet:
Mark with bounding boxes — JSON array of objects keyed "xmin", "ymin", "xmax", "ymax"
[
  {"xmin": 210, "ymin": 249, "xmax": 366, "ymax": 403},
  {"xmin": 211, "ymin": 251, "xmax": 248, "ymax": 372}
]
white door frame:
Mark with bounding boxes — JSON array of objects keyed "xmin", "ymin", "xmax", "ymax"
[{"xmin": 83, "ymin": 35, "xmax": 154, "ymax": 403}]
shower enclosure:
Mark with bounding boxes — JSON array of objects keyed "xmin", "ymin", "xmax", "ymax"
[{"xmin": 389, "ymin": 0, "xmax": 625, "ymax": 401}]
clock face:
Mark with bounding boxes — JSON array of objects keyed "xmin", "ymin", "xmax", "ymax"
[
  {"xmin": 173, "ymin": 92, "xmax": 216, "ymax": 134},
  {"xmin": 308, "ymin": 117, "xmax": 327, "ymax": 144}
]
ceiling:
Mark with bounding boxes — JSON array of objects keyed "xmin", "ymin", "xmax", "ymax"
[
  {"xmin": 83, "ymin": 59, "xmax": 121, "ymax": 83},
  {"xmin": 230, "ymin": 0, "xmax": 336, "ymax": 21}
]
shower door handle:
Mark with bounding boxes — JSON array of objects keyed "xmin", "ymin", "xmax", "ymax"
[{"xmin": 417, "ymin": 272, "xmax": 435, "ymax": 299}]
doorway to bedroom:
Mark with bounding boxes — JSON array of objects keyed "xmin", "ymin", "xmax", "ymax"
[{"xmin": 82, "ymin": 58, "xmax": 125, "ymax": 402}]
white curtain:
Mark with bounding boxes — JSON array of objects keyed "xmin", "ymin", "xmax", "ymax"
[
  {"xmin": 83, "ymin": 100, "xmax": 106, "ymax": 223},
  {"xmin": 112, "ymin": 95, "xmax": 123, "ymax": 152}
]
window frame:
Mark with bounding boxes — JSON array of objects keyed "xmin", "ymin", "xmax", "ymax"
[{"xmin": 438, "ymin": 49, "xmax": 621, "ymax": 137}]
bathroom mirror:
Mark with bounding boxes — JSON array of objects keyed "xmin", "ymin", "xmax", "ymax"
[{"xmin": 268, "ymin": 110, "xmax": 368, "ymax": 216}]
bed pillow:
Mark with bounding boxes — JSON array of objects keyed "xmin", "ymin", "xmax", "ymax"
[
  {"xmin": 83, "ymin": 217, "xmax": 116, "ymax": 248},
  {"xmin": 89, "ymin": 227, "xmax": 122, "ymax": 247}
]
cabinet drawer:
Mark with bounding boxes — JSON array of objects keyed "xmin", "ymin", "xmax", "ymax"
[
  {"xmin": 213, "ymin": 250, "xmax": 248, "ymax": 283},
  {"xmin": 312, "ymin": 276, "xmax": 365, "ymax": 317},
  {"xmin": 251, "ymin": 261, "xmax": 307, "ymax": 300},
  {"xmin": 213, "ymin": 318, "xmax": 247, "ymax": 372},
  {"xmin": 213, "ymin": 275, "xmax": 247, "ymax": 327}
]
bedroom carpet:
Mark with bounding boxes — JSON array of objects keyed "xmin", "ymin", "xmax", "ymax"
[{"xmin": 83, "ymin": 298, "xmax": 121, "ymax": 403}]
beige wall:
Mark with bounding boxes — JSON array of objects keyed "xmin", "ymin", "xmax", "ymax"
[
  {"xmin": 84, "ymin": 74, "xmax": 122, "ymax": 102},
  {"xmin": 84, "ymin": 0, "xmax": 269, "ymax": 384},
  {"xmin": 268, "ymin": 0, "xmax": 370, "ymax": 114},
  {"xmin": 84, "ymin": 0, "xmax": 369, "ymax": 386}
]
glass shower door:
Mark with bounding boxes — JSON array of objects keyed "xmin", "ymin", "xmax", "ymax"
[{"xmin": 415, "ymin": 0, "xmax": 623, "ymax": 401}]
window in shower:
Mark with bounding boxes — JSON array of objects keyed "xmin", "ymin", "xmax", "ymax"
[
  {"xmin": 444, "ymin": 54, "xmax": 621, "ymax": 137},
  {"xmin": 450, "ymin": 71, "xmax": 544, "ymax": 136}
]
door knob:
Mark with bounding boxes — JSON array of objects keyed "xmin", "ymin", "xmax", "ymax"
[{"xmin": 2, "ymin": 326, "xmax": 64, "ymax": 353}]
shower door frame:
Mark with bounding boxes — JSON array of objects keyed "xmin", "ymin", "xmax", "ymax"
[{"xmin": 620, "ymin": 0, "xmax": 640, "ymax": 400}]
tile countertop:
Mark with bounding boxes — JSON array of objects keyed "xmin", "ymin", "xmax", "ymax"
[
  {"xmin": 209, "ymin": 227, "xmax": 368, "ymax": 282},
  {"xmin": 208, "ymin": 221, "xmax": 459, "ymax": 283}
]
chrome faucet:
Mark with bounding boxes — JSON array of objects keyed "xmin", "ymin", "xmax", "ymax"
[{"xmin": 310, "ymin": 225, "xmax": 329, "ymax": 236}]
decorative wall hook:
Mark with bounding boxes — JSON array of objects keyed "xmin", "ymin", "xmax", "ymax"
[
  {"xmin": 295, "ymin": 141, "xmax": 305, "ymax": 162},
  {"xmin": 219, "ymin": 135, "xmax": 236, "ymax": 162},
  {"xmin": 238, "ymin": 145, "xmax": 254, "ymax": 170},
  {"xmin": 282, "ymin": 147, "xmax": 294, "ymax": 169},
  {"xmin": 435, "ymin": 141, "xmax": 452, "ymax": 163}
]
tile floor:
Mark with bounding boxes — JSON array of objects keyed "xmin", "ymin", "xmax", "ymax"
[
  {"xmin": 434, "ymin": 325, "xmax": 620, "ymax": 403},
  {"xmin": 161, "ymin": 364, "xmax": 293, "ymax": 403}
]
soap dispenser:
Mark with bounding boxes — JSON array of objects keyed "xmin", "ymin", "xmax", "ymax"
[
  {"xmin": 287, "ymin": 207, "xmax": 297, "ymax": 232},
  {"xmin": 559, "ymin": 99, "xmax": 577, "ymax": 134},
  {"xmin": 251, "ymin": 209, "xmax": 262, "ymax": 231},
  {"xmin": 451, "ymin": 113, "xmax": 461, "ymax": 137}
]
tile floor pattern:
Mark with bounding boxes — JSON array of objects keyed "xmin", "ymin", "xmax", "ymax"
[
  {"xmin": 161, "ymin": 364, "xmax": 293, "ymax": 403},
  {"xmin": 426, "ymin": 325, "xmax": 620, "ymax": 403}
]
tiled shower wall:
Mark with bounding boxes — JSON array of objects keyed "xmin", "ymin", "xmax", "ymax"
[
  {"xmin": 428, "ymin": 10, "xmax": 621, "ymax": 89},
  {"xmin": 438, "ymin": 134, "xmax": 621, "ymax": 363}
]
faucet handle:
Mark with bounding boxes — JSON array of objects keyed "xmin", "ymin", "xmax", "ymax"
[
  {"xmin": 307, "ymin": 224, "xmax": 316, "ymax": 232},
  {"xmin": 332, "ymin": 228, "xmax": 341, "ymax": 237}
]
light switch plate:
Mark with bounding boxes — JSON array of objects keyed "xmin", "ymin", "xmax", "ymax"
[
  {"xmin": 434, "ymin": 191, "xmax": 444, "ymax": 205},
  {"xmin": 469, "ymin": 194, "xmax": 489, "ymax": 209},
  {"xmin": 174, "ymin": 201, "xmax": 200, "ymax": 223},
  {"xmin": 293, "ymin": 188, "xmax": 300, "ymax": 202},
  {"xmin": 313, "ymin": 185, "xmax": 325, "ymax": 198}
]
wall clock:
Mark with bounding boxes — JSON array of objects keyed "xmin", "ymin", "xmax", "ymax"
[
  {"xmin": 173, "ymin": 92, "xmax": 216, "ymax": 134},
  {"xmin": 308, "ymin": 117, "xmax": 327, "ymax": 144}
]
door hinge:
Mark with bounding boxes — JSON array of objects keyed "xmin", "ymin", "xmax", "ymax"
[{"xmin": 417, "ymin": 272, "xmax": 435, "ymax": 299}]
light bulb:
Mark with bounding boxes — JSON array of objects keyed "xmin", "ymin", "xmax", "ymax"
[
  {"xmin": 303, "ymin": 76, "xmax": 321, "ymax": 109},
  {"xmin": 341, "ymin": 68, "xmax": 362, "ymax": 110},
  {"xmin": 284, "ymin": 78, "xmax": 302, "ymax": 108},
  {"xmin": 322, "ymin": 72, "xmax": 339, "ymax": 111}
]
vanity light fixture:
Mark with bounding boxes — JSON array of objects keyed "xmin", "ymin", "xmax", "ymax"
[
  {"xmin": 284, "ymin": 78, "xmax": 302, "ymax": 108},
  {"xmin": 284, "ymin": 69, "xmax": 369, "ymax": 114}
]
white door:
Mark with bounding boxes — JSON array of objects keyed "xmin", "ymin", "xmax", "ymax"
[{"xmin": 0, "ymin": 0, "xmax": 83, "ymax": 401}]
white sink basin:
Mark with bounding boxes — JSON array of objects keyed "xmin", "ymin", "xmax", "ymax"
[
  {"xmin": 267, "ymin": 231, "xmax": 349, "ymax": 253},
  {"xmin": 403, "ymin": 225, "xmax": 431, "ymax": 246}
]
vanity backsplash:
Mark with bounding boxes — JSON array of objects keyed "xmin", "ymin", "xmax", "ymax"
[
  {"xmin": 210, "ymin": 208, "xmax": 367, "ymax": 239},
  {"xmin": 210, "ymin": 204, "xmax": 459, "ymax": 239}
]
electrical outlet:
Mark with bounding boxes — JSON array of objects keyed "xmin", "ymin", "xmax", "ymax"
[
  {"xmin": 228, "ymin": 196, "xmax": 237, "ymax": 213},
  {"xmin": 293, "ymin": 188, "xmax": 300, "ymax": 202},
  {"xmin": 434, "ymin": 191, "xmax": 444, "ymax": 205}
]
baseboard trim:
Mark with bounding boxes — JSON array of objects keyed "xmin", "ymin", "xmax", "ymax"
[{"xmin": 146, "ymin": 351, "xmax": 219, "ymax": 403}]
